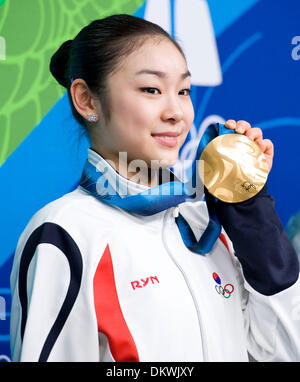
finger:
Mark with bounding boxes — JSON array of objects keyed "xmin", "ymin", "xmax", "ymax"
[
  {"xmin": 255, "ymin": 138, "xmax": 274, "ymax": 157},
  {"xmin": 255, "ymin": 138, "xmax": 274, "ymax": 171},
  {"xmin": 235, "ymin": 120, "xmax": 251, "ymax": 134},
  {"xmin": 225, "ymin": 120, "xmax": 236, "ymax": 129},
  {"xmin": 245, "ymin": 127, "xmax": 263, "ymax": 141},
  {"xmin": 255, "ymin": 138, "xmax": 265, "ymax": 152},
  {"xmin": 261, "ymin": 138, "xmax": 274, "ymax": 157}
]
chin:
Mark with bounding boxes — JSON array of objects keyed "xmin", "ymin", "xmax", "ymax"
[{"xmin": 149, "ymin": 154, "xmax": 178, "ymax": 170}]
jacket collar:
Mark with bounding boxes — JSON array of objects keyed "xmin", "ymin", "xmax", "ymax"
[{"xmin": 87, "ymin": 148, "xmax": 179, "ymax": 198}]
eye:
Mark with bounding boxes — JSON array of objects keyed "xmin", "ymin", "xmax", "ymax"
[
  {"xmin": 140, "ymin": 87, "xmax": 160, "ymax": 95},
  {"xmin": 179, "ymin": 88, "xmax": 191, "ymax": 96}
]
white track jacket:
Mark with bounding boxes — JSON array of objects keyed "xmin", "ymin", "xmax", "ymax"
[{"xmin": 10, "ymin": 149, "xmax": 300, "ymax": 362}]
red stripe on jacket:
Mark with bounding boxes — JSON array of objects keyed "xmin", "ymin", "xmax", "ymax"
[
  {"xmin": 93, "ymin": 244, "xmax": 139, "ymax": 362},
  {"xmin": 219, "ymin": 233, "xmax": 231, "ymax": 254}
]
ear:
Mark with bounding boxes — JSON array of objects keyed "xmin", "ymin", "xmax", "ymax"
[{"xmin": 70, "ymin": 79, "xmax": 100, "ymax": 121}]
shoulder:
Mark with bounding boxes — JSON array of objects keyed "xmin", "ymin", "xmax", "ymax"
[
  {"xmin": 16, "ymin": 186, "xmax": 118, "ymax": 255},
  {"xmin": 30, "ymin": 186, "xmax": 116, "ymax": 226},
  {"xmin": 11, "ymin": 187, "xmax": 121, "ymax": 292}
]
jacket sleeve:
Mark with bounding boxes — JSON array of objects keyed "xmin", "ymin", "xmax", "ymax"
[
  {"xmin": 10, "ymin": 221, "xmax": 100, "ymax": 362},
  {"xmin": 214, "ymin": 185, "xmax": 300, "ymax": 361}
]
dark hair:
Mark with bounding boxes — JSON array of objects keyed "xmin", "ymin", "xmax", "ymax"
[{"xmin": 49, "ymin": 13, "xmax": 186, "ymax": 129}]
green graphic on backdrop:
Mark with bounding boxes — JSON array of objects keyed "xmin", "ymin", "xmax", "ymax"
[{"xmin": 0, "ymin": 0, "xmax": 144, "ymax": 166}]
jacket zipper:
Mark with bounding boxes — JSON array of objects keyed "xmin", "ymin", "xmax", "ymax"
[{"xmin": 162, "ymin": 208, "xmax": 209, "ymax": 362}]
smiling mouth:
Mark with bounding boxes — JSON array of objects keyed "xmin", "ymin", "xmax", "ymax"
[{"xmin": 152, "ymin": 134, "xmax": 179, "ymax": 147}]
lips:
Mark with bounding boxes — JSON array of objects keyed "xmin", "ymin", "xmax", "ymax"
[
  {"xmin": 152, "ymin": 131, "xmax": 180, "ymax": 137},
  {"xmin": 152, "ymin": 131, "xmax": 180, "ymax": 147}
]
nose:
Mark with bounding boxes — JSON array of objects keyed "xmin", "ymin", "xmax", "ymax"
[{"xmin": 161, "ymin": 100, "xmax": 184, "ymax": 123}]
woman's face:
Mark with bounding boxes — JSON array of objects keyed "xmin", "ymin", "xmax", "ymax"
[{"xmin": 94, "ymin": 37, "xmax": 194, "ymax": 170}]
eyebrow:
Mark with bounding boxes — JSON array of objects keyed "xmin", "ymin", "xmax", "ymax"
[{"xmin": 135, "ymin": 69, "xmax": 191, "ymax": 79}]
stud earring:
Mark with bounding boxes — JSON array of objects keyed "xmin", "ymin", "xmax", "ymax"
[{"xmin": 87, "ymin": 113, "xmax": 98, "ymax": 122}]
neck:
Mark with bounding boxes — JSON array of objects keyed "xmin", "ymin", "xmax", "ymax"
[{"xmin": 91, "ymin": 148, "xmax": 160, "ymax": 188}]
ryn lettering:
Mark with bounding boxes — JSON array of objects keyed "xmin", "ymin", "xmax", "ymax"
[{"xmin": 131, "ymin": 276, "xmax": 159, "ymax": 290}]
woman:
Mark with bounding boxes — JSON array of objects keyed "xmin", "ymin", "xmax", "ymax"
[{"xmin": 10, "ymin": 14, "xmax": 300, "ymax": 362}]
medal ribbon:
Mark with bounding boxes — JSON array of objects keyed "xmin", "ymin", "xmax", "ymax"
[{"xmin": 79, "ymin": 123, "xmax": 233, "ymax": 254}]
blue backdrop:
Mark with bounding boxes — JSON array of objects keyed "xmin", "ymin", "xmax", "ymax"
[{"xmin": 1, "ymin": 0, "xmax": 300, "ymax": 361}]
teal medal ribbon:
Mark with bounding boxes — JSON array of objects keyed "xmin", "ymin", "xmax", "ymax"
[{"xmin": 79, "ymin": 123, "xmax": 234, "ymax": 254}]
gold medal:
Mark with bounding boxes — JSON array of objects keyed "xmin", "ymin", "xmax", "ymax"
[{"xmin": 199, "ymin": 134, "xmax": 269, "ymax": 203}]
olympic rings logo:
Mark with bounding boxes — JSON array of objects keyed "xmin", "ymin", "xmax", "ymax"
[
  {"xmin": 215, "ymin": 283, "xmax": 234, "ymax": 298},
  {"xmin": 212, "ymin": 272, "xmax": 234, "ymax": 299}
]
